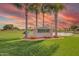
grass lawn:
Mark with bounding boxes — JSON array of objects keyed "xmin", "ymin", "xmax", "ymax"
[{"xmin": 0, "ymin": 30, "xmax": 79, "ymax": 56}]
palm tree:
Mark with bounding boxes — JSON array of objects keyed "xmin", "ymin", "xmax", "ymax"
[
  {"xmin": 28, "ymin": 3, "xmax": 41, "ymax": 29},
  {"xmin": 52, "ymin": 4, "xmax": 64, "ymax": 37},
  {"xmin": 13, "ymin": 3, "xmax": 30, "ymax": 38},
  {"xmin": 41, "ymin": 3, "xmax": 48, "ymax": 27},
  {"xmin": 44, "ymin": 3, "xmax": 64, "ymax": 37},
  {"xmin": 43, "ymin": 4, "xmax": 54, "ymax": 37}
]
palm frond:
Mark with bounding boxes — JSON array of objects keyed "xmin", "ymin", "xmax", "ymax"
[{"xmin": 12, "ymin": 3, "xmax": 22, "ymax": 9}]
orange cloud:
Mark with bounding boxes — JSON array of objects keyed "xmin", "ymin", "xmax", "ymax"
[{"xmin": 0, "ymin": 11, "xmax": 77, "ymax": 29}]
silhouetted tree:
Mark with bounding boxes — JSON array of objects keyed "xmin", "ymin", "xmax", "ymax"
[
  {"xmin": 3, "ymin": 24, "xmax": 19, "ymax": 30},
  {"xmin": 71, "ymin": 25, "xmax": 78, "ymax": 31},
  {"xmin": 3, "ymin": 24, "xmax": 14, "ymax": 30}
]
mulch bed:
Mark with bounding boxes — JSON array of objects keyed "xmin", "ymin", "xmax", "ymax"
[{"xmin": 23, "ymin": 36, "xmax": 64, "ymax": 41}]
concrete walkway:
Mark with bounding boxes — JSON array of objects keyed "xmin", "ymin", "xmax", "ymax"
[{"xmin": 52, "ymin": 32, "xmax": 73, "ymax": 36}]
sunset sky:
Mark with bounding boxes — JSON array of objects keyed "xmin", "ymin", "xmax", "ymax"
[{"xmin": 0, "ymin": 3, "xmax": 79, "ymax": 29}]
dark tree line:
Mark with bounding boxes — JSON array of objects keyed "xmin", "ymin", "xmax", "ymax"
[{"xmin": 2, "ymin": 24, "xmax": 19, "ymax": 30}]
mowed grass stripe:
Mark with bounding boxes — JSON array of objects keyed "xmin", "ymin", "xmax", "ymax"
[{"xmin": 0, "ymin": 30, "xmax": 79, "ymax": 56}]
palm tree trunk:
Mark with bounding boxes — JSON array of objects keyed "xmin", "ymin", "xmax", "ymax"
[
  {"xmin": 36, "ymin": 10, "xmax": 38, "ymax": 29},
  {"xmin": 25, "ymin": 4, "xmax": 28, "ymax": 38},
  {"xmin": 51, "ymin": 17, "xmax": 53, "ymax": 37},
  {"xmin": 42, "ymin": 4, "xmax": 45, "ymax": 27},
  {"xmin": 54, "ymin": 12, "xmax": 58, "ymax": 37},
  {"xmin": 43, "ymin": 12, "xmax": 45, "ymax": 27}
]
